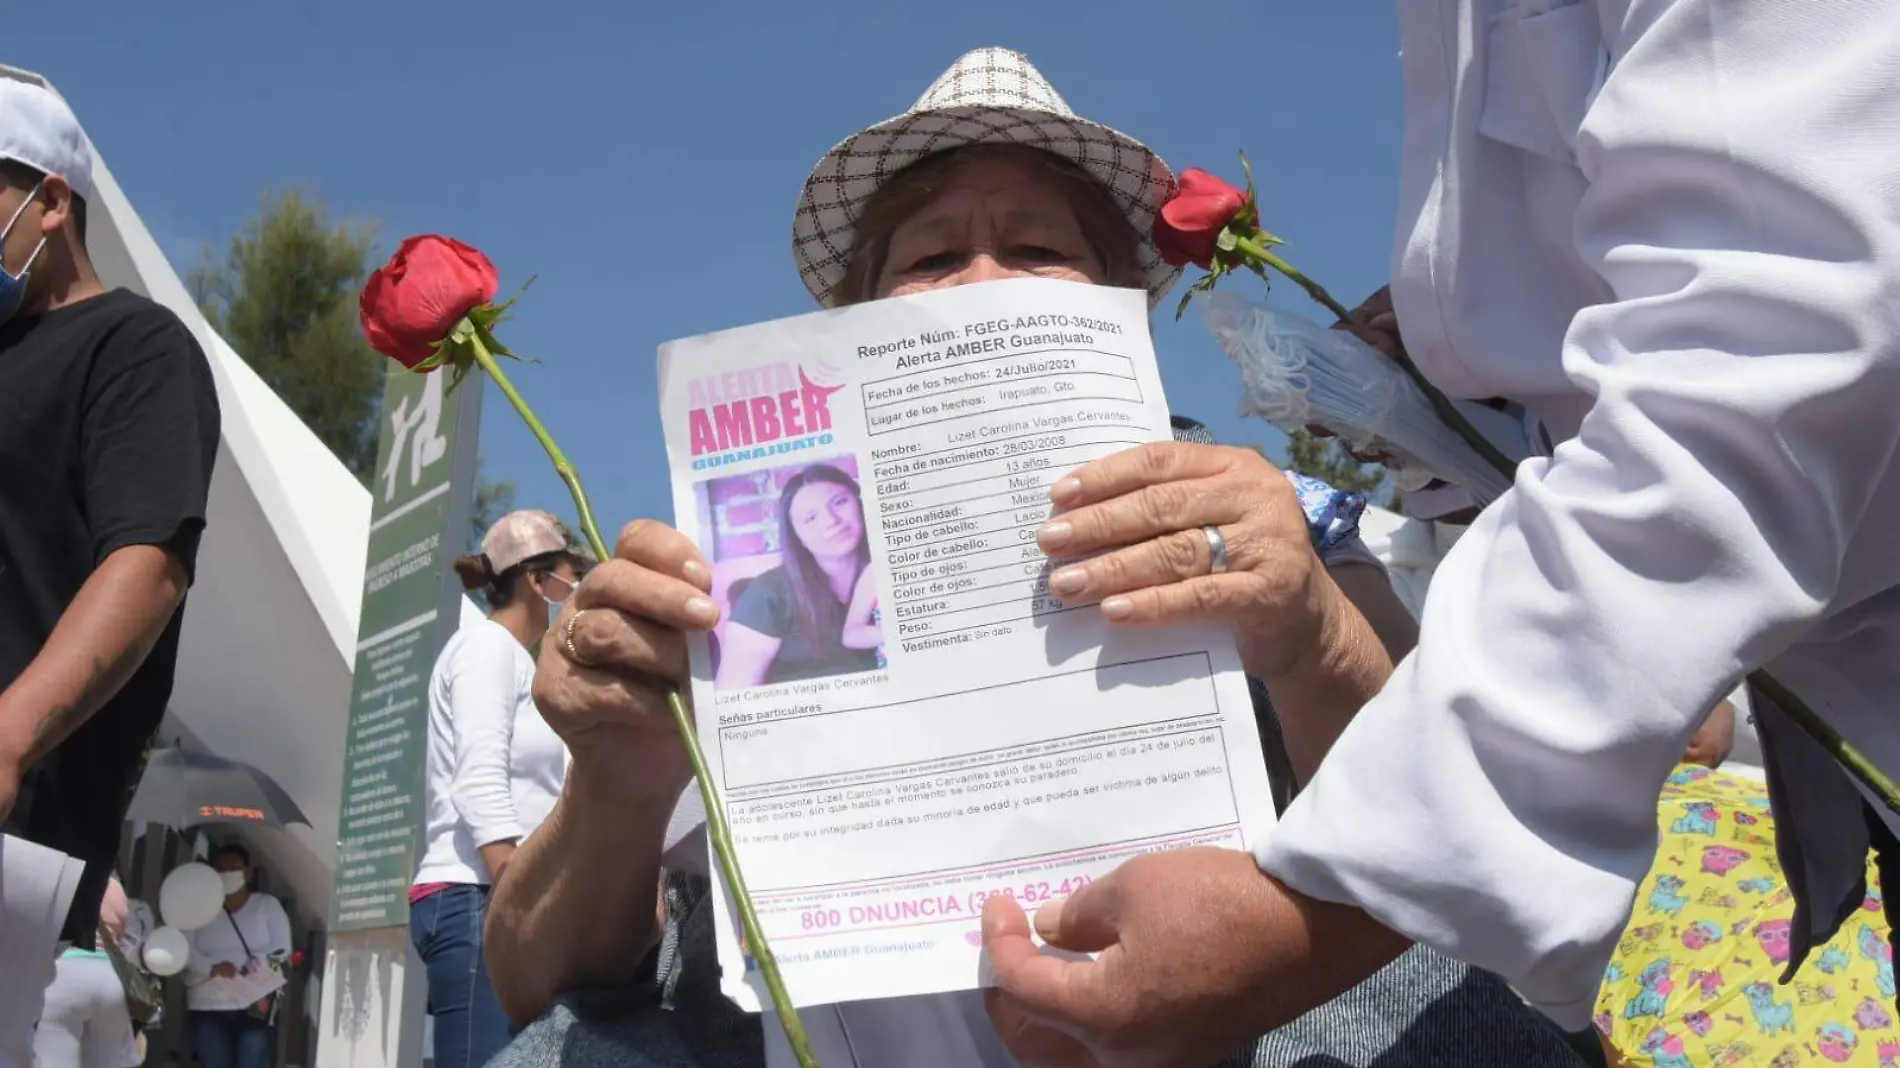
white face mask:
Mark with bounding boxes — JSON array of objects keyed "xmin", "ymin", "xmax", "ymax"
[
  {"xmin": 540, "ymin": 571, "xmax": 580, "ymax": 626},
  {"xmin": 220, "ymin": 871, "xmax": 247, "ymax": 895},
  {"xmin": 0, "ymin": 179, "xmax": 48, "ymax": 327}
]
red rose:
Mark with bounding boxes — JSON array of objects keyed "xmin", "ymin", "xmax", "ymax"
[
  {"xmin": 359, "ymin": 235, "xmax": 500, "ymax": 369},
  {"xmin": 1153, "ymin": 169, "xmax": 1249, "ymax": 269}
]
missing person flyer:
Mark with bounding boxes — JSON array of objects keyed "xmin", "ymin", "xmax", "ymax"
[{"xmin": 657, "ymin": 277, "xmax": 1276, "ymax": 1011}]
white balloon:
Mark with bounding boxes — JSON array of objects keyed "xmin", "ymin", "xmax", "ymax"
[
  {"xmin": 158, "ymin": 862, "xmax": 225, "ymax": 931},
  {"xmin": 142, "ymin": 926, "xmax": 190, "ymax": 977}
]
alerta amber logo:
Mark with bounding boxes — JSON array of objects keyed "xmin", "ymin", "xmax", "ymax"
[
  {"xmin": 686, "ymin": 362, "xmax": 844, "ymax": 469},
  {"xmin": 198, "ymin": 804, "xmax": 267, "ymax": 822}
]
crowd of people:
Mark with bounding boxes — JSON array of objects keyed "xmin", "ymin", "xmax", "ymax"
[{"xmin": 5, "ymin": 2, "xmax": 1900, "ymax": 1067}]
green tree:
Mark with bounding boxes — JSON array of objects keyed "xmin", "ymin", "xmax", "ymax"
[
  {"xmin": 468, "ymin": 461, "xmax": 517, "ymax": 552},
  {"xmin": 192, "ymin": 190, "xmax": 516, "ymax": 531},
  {"xmin": 1283, "ymin": 428, "xmax": 1397, "ymax": 507},
  {"xmin": 192, "ymin": 190, "xmax": 384, "ymax": 479}
]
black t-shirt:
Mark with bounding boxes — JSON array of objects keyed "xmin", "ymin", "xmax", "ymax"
[
  {"xmin": 0, "ymin": 289, "xmax": 221, "ymax": 945},
  {"xmin": 727, "ymin": 566, "xmax": 880, "ymax": 686}
]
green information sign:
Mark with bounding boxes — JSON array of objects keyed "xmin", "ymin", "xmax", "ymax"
[{"xmin": 329, "ymin": 366, "xmax": 484, "ymax": 932}]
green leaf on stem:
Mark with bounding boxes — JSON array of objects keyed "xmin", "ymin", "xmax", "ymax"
[
  {"xmin": 474, "ymin": 323, "xmax": 513, "ymax": 358},
  {"xmin": 444, "ymin": 360, "xmax": 474, "ymax": 396},
  {"xmin": 1174, "ymin": 273, "xmax": 1221, "ymax": 321},
  {"xmin": 478, "ymin": 275, "xmax": 538, "ymax": 323},
  {"xmin": 473, "ymin": 320, "xmax": 540, "ymax": 365},
  {"xmin": 411, "ymin": 338, "xmax": 453, "ymax": 374},
  {"xmin": 1215, "ymin": 228, "xmax": 1238, "ymax": 253}
]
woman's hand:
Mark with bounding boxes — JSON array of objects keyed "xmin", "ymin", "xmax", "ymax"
[
  {"xmin": 981, "ymin": 848, "xmax": 1408, "ymax": 1068},
  {"xmin": 1683, "ymin": 699, "xmax": 1737, "ymax": 769},
  {"xmin": 532, "ymin": 519, "xmax": 717, "ymax": 792},
  {"xmin": 211, "ymin": 962, "xmax": 239, "ymax": 979},
  {"xmin": 842, "ymin": 566, "xmax": 882, "ymax": 650},
  {"xmin": 478, "ymin": 840, "xmax": 517, "ymax": 882},
  {"xmin": 1307, "ymin": 285, "xmax": 1404, "ymax": 464},
  {"xmin": 849, "ymin": 565, "xmax": 877, "ymax": 616},
  {"xmin": 1037, "ymin": 442, "xmax": 1337, "ymax": 680},
  {"xmin": 1334, "ymin": 285, "xmax": 1403, "ymax": 363}
]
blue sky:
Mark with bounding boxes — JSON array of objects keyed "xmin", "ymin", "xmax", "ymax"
[{"xmin": 15, "ymin": 1, "xmax": 1404, "ymax": 536}]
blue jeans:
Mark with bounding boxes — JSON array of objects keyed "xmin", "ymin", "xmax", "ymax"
[
  {"xmin": 410, "ymin": 884, "xmax": 511, "ymax": 1068},
  {"xmin": 189, "ymin": 1010, "xmax": 273, "ymax": 1068}
]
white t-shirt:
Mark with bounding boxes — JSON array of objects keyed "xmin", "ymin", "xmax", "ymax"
[
  {"xmin": 414, "ymin": 619, "xmax": 567, "ymax": 886},
  {"xmin": 183, "ymin": 893, "xmax": 291, "ymax": 1012}
]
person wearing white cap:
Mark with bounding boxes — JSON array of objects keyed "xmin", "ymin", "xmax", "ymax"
[
  {"xmin": 411, "ymin": 510, "xmax": 589, "ymax": 1068},
  {"xmin": 0, "ymin": 73, "xmax": 220, "ymax": 1065},
  {"xmin": 485, "ymin": 47, "xmax": 1593, "ymax": 1068}
]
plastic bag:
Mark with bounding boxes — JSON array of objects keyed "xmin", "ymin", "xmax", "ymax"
[{"xmin": 1202, "ymin": 291, "xmax": 1517, "ymax": 504}]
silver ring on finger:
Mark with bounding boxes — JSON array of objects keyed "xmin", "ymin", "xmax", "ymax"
[
  {"xmin": 561, "ymin": 608, "xmax": 595, "ymax": 667},
  {"xmin": 1201, "ymin": 525, "xmax": 1230, "ymax": 575}
]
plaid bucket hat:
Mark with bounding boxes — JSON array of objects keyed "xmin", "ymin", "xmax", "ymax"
[{"xmin": 793, "ymin": 46, "xmax": 1181, "ymax": 309}]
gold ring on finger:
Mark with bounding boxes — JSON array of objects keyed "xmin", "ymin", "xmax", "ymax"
[
  {"xmin": 561, "ymin": 608, "xmax": 594, "ymax": 667},
  {"xmin": 1201, "ymin": 525, "xmax": 1230, "ymax": 575}
]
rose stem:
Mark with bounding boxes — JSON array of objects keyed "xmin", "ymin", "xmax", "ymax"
[
  {"xmin": 1222, "ymin": 242, "xmax": 1900, "ymax": 816},
  {"xmin": 463, "ymin": 323, "xmax": 820, "ymax": 1067}
]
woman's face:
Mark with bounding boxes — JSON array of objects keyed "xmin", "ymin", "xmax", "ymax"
[
  {"xmin": 535, "ymin": 557, "xmax": 585, "ymax": 604},
  {"xmin": 214, "ymin": 853, "xmax": 249, "ymax": 894},
  {"xmin": 874, "ymin": 151, "xmax": 1110, "ymax": 301},
  {"xmin": 788, "ymin": 479, "xmax": 864, "ymax": 560}
]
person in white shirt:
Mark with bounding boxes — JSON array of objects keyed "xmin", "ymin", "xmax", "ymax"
[
  {"xmin": 183, "ymin": 844, "xmax": 289, "ymax": 1068},
  {"xmin": 411, "ymin": 510, "xmax": 585, "ymax": 1068},
  {"xmin": 962, "ymin": 3, "xmax": 1900, "ymax": 1066},
  {"xmin": 32, "ymin": 876, "xmax": 135, "ymax": 1068}
]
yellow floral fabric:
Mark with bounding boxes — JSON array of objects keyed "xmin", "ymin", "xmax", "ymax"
[{"xmin": 1597, "ymin": 765, "xmax": 1895, "ymax": 1067}]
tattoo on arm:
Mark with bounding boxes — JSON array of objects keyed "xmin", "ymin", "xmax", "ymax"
[{"xmin": 26, "ymin": 642, "xmax": 147, "ymax": 765}]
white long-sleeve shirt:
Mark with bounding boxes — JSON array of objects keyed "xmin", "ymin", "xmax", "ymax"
[
  {"xmin": 183, "ymin": 893, "xmax": 290, "ymax": 1012},
  {"xmin": 414, "ymin": 619, "xmax": 566, "ymax": 887},
  {"xmin": 1260, "ymin": 0, "xmax": 1900, "ymax": 1030}
]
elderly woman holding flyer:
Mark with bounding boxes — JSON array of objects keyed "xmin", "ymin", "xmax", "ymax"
[{"xmin": 484, "ymin": 47, "xmax": 1591, "ymax": 1068}]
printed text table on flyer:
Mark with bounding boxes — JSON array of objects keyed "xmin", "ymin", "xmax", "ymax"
[{"xmin": 658, "ymin": 278, "xmax": 1277, "ymax": 1011}]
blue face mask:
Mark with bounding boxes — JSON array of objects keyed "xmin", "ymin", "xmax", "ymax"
[{"xmin": 0, "ymin": 180, "xmax": 48, "ymax": 326}]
